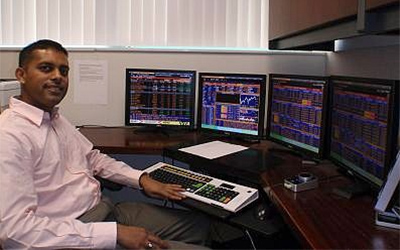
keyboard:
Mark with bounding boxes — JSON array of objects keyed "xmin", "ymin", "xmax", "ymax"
[{"xmin": 144, "ymin": 162, "xmax": 259, "ymax": 213}]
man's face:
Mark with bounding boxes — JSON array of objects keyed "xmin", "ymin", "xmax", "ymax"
[{"xmin": 15, "ymin": 49, "xmax": 69, "ymax": 112}]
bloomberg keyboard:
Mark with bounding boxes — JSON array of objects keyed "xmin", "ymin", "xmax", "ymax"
[{"xmin": 144, "ymin": 162, "xmax": 259, "ymax": 213}]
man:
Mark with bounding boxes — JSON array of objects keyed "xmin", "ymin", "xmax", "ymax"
[{"xmin": 0, "ymin": 39, "xmax": 210, "ymax": 249}]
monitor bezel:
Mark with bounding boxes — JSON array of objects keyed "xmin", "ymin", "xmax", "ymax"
[
  {"xmin": 266, "ymin": 73, "xmax": 330, "ymax": 159},
  {"xmin": 327, "ymin": 75, "xmax": 399, "ymax": 189},
  {"xmin": 125, "ymin": 68, "xmax": 197, "ymax": 130},
  {"xmin": 197, "ymin": 72, "xmax": 267, "ymax": 140}
]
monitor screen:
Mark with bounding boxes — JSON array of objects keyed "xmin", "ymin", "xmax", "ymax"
[
  {"xmin": 198, "ymin": 73, "xmax": 266, "ymax": 139},
  {"xmin": 328, "ymin": 76, "xmax": 399, "ymax": 189},
  {"xmin": 125, "ymin": 69, "xmax": 196, "ymax": 129},
  {"xmin": 266, "ymin": 74, "xmax": 329, "ymax": 158}
]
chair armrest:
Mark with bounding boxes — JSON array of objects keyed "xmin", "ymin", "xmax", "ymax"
[{"xmin": 95, "ymin": 176, "xmax": 124, "ymax": 191}]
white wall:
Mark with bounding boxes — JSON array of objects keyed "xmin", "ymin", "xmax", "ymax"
[
  {"xmin": 0, "ymin": 51, "xmax": 18, "ymax": 76},
  {"xmin": 327, "ymin": 45, "xmax": 400, "ymax": 80},
  {"xmin": 0, "ymin": 50, "xmax": 327, "ymax": 126}
]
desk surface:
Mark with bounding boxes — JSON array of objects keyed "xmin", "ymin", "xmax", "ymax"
[
  {"xmin": 79, "ymin": 127, "xmax": 200, "ymax": 154},
  {"xmin": 80, "ymin": 127, "xmax": 400, "ymax": 249},
  {"xmin": 260, "ymin": 159, "xmax": 400, "ymax": 249}
]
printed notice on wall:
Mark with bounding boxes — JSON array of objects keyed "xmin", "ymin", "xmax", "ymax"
[{"xmin": 73, "ymin": 60, "xmax": 108, "ymax": 104}]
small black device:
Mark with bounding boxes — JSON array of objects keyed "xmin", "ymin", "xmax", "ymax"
[
  {"xmin": 254, "ymin": 203, "xmax": 271, "ymax": 221},
  {"xmin": 284, "ymin": 172, "xmax": 319, "ymax": 192}
]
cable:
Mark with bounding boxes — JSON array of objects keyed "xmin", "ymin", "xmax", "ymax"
[
  {"xmin": 244, "ymin": 229, "xmax": 257, "ymax": 250},
  {"xmin": 163, "ymin": 200, "xmax": 168, "ymax": 207},
  {"xmin": 162, "ymin": 199, "xmax": 175, "ymax": 209}
]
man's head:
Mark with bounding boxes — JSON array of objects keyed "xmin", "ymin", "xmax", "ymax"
[{"xmin": 15, "ymin": 39, "xmax": 69, "ymax": 112}]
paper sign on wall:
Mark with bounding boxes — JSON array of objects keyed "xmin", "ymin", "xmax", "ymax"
[{"xmin": 73, "ymin": 60, "xmax": 108, "ymax": 104}]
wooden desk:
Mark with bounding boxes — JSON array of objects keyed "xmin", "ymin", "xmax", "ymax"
[
  {"xmin": 80, "ymin": 127, "xmax": 400, "ymax": 249},
  {"xmin": 260, "ymin": 157, "xmax": 400, "ymax": 249},
  {"xmin": 79, "ymin": 127, "xmax": 199, "ymax": 154}
]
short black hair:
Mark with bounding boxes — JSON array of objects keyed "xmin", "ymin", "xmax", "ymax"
[{"xmin": 19, "ymin": 39, "xmax": 68, "ymax": 67}]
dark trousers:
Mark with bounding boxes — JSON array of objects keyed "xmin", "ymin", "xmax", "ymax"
[{"xmin": 78, "ymin": 196, "xmax": 211, "ymax": 249}]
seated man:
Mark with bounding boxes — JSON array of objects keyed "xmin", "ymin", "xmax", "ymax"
[{"xmin": 0, "ymin": 39, "xmax": 210, "ymax": 249}]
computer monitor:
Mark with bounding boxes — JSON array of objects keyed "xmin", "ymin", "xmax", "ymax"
[
  {"xmin": 266, "ymin": 74, "xmax": 329, "ymax": 159},
  {"xmin": 125, "ymin": 68, "xmax": 196, "ymax": 132},
  {"xmin": 198, "ymin": 73, "xmax": 266, "ymax": 140},
  {"xmin": 328, "ymin": 76, "xmax": 399, "ymax": 194}
]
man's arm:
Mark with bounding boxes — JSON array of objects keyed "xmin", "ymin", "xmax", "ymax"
[
  {"xmin": 0, "ymin": 131, "xmax": 117, "ymax": 249},
  {"xmin": 86, "ymin": 147, "xmax": 187, "ymax": 201}
]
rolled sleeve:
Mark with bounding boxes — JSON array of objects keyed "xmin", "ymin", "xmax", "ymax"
[
  {"xmin": 125, "ymin": 168, "xmax": 145, "ymax": 189},
  {"xmin": 92, "ymin": 222, "xmax": 117, "ymax": 249}
]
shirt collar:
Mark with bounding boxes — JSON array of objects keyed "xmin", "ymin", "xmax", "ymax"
[{"xmin": 9, "ymin": 97, "xmax": 60, "ymax": 127}]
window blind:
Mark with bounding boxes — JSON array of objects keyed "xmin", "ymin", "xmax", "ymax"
[{"xmin": 0, "ymin": 0, "xmax": 269, "ymax": 49}]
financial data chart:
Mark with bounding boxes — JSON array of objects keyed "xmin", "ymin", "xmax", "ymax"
[
  {"xmin": 199, "ymin": 73, "xmax": 266, "ymax": 137},
  {"xmin": 125, "ymin": 69, "xmax": 195, "ymax": 127},
  {"xmin": 268, "ymin": 75, "xmax": 328, "ymax": 155},
  {"xmin": 329, "ymin": 78, "xmax": 397, "ymax": 186}
]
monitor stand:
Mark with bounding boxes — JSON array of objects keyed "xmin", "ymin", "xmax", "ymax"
[
  {"xmin": 133, "ymin": 126, "xmax": 187, "ymax": 137},
  {"xmin": 200, "ymin": 132, "xmax": 261, "ymax": 144},
  {"xmin": 331, "ymin": 181, "xmax": 370, "ymax": 199},
  {"xmin": 331, "ymin": 169, "xmax": 370, "ymax": 199},
  {"xmin": 268, "ymin": 147, "xmax": 320, "ymax": 165}
]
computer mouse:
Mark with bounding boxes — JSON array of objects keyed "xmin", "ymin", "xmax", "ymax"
[{"xmin": 254, "ymin": 203, "xmax": 270, "ymax": 221}]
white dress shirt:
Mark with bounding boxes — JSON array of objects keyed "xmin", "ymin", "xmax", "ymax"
[{"xmin": 0, "ymin": 97, "xmax": 143, "ymax": 249}]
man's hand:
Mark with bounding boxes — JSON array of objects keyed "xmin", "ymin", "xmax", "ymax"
[
  {"xmin": 117, "ymin": 224, "xmax": 170, "ymax": 249},
  {"xmin": 139, "ymin": 173, "xmax": 186, "ymax": 200}
]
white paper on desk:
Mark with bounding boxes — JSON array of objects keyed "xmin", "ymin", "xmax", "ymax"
[{"xmin": 179, "ymin": 140, "xmax": 248, "ymax": 159}]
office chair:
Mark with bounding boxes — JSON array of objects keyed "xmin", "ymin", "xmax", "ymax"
[{"xmin": 95, "ymin": 176, "xmax": 123, "ymax": 191}]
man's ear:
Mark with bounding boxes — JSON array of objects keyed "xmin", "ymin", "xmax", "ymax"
[{"xmin": 15, "ymin": 67, "xmax": 26, "ymax": 84}]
